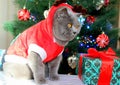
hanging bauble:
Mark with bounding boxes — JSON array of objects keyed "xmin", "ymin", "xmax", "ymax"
[
  {"xmin": 96, "ymin": 32, "xmax": 109, "ymax": 48},
  {"xmin": 67, "ymin": 55, "xmax": 78, "ymax": 69},
  {"xmin": 104, "ymin": 0, "xmax": 109, "ymax": 6},
  {"xmin": 96, "ymin": 0, "xmax": 104, "ymax": 10},
  {"xmin": 96, "ymin": 0, "xmax": 109, "ymax": 10},
  {"xmin": 96, "ymin": 4, "xmax": 104, "ymax": 10},
  {"xmin": 17, "ymin": 8, "xmax": 30, "ymax": 21},
  {"xmin": 44, "ymin": 10, "xmax": 49, "ymax": 18},
  {"xmin": 86, "ymin": 15, "xmax": 95, "ymax": 24}
]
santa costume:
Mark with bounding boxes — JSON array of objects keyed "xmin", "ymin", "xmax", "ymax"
[{"xmin": 5, "ymin": 3, "xmax": 73, "ymax": 64}]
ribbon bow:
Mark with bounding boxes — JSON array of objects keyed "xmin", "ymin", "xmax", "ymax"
[{"xmin": 87, "ymin": 47, "xmax": 117, "ymax": 60}]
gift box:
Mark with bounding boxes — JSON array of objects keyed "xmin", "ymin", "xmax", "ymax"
[{"xmin": 78, "ymin": 48, "xmax": 120, "ymax": 85}]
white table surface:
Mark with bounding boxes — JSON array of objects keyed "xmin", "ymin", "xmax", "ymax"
[{"xmin": 0, "ymin": 71, "xmax": 85, "ymax": 85}]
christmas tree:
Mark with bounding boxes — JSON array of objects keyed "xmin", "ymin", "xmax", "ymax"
[
  {"xmin": 3, "ymin": 0, "xmax": 119, "ymax": 74},
  {"xmin": 60, "ymin": 0, "xmax": 119, "ymax": 74},
  {"xmin": 66, "ymin": 0, "xmax": 119, "ymax": 53}
]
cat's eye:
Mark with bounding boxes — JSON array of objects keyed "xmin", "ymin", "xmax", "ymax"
[
  {"xmin": 76, "ymin": 24, "xmax": 80, "ymax": 29},
  {"xmin": 67, "ymin": 23, "xmax": 72, "ymax": 28}
]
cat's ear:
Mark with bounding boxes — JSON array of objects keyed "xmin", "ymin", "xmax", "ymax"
[
  {"xmin": 55, "ymin": 7, "xmax": 69, "ymax": 21},
  {"xmin": 66, "ymin": 8, "xmax": 81, "ymax": 18},
  {"xmin": 57, "ymin": 7, "xmax": 69, "ymax": 16},
  {"xmin": 60, "ymin": 7, "xmax": 68, "ymax": 14}
]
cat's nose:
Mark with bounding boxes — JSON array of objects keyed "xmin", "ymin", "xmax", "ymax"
[{"xmin": 73, "ymin": 32, "xmax": 76, "ymax": 34}]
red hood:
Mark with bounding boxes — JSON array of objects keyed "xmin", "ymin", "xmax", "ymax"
[{"xmin": 45, "ymin": 3, "xmax": 73, "ymax": 38}]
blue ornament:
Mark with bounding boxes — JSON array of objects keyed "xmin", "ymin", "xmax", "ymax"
[{"xmin": 106, "ymin": 20, "xmax": 113, "ymax": 30}]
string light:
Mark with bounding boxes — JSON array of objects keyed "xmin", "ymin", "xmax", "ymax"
[{"xmin": 78, "ymin": 15, "xmax": 85, "ymax": 26}]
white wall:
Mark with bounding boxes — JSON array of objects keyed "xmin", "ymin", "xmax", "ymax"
[
  {"xmin": 117, "ymin": 2, "xmax": 120, "ymax": 49},
  {"xmin": 0, "ymin": 0, "xmax": 17, "ymax": 49}
]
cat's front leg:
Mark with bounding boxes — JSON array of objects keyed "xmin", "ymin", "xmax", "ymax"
[
  {"xmin": 27, "ymin": 51, "xmax": 46, "ymax": 85},
  {"xmin": 48, "ymin": 54, "xmax": 62, "ymax": 81}
]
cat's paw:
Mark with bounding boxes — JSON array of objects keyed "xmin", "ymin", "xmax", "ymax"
[
  {"xmin": 36, "ymin": 78, "xmax": 47, "ymax": 85},
  {"xmin": 49, "ymin": 75, "xmax": 60, "ymax": 81}
]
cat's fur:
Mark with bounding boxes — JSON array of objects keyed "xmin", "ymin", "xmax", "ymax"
[{"xmin": 3, "ymin": 3, "xmax": 81, "ymax": 85}]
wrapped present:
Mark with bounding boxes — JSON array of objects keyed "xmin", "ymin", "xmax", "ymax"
[
  {"xmin": 78, "ymin": 48, "xmax": 120, "ymax": 85},
  {"xmin": 0, "ymin": 49, "xmax": 6, "ymax": 70}
]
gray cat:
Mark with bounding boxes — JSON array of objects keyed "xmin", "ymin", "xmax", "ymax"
[{"xmin": 3, "ymin": 3, "xmax": 82, "ymax": 85}]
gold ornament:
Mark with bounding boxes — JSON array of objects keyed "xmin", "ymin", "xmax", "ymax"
[
  {"xmin": 67, "ymin": 55, "xmax": 78, "ymax": 69},
  {"xmin": 96, "ymin": 0, "xmax": 104, "ymax": 10}
]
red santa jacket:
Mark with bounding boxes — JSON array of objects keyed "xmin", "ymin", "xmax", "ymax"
[{"xmin": 5, "ymin": 3, "xmax": 73, "ymax": 63}]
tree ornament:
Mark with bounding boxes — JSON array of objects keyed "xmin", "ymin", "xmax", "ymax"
[
  {"xmin": 17, "ymin": 8, "xmax": 30, "ymax": 21},
  {"xmin": 96, "ymin": 0, "xmax": 104, "ymax": 10},
  {"xmin": 96, "ymin": 32, "xmax": 109, "ymax": 48},
  {"xmin": 96, "ymin": 0, "xmax": 109, "ymax": 10},
  {"xmin": 86, "ymin": 15, "xmax": 95, "ymax": 24},
  {"xmin": 67, "ymin": 54, "xmax": 78, "ymax": 69},
  {"xmin": 44, "ymin": 1, "xmax": 50, "ymax": 19},
  {"xmin": 104, "ymin": 0, "xmax": 109, "ymax": 6},
  {"xmin": 44, "ymin": 10, "xmax": 49, "ymax": 18}
]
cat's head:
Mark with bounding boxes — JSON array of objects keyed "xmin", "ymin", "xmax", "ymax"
[{"xmin": 53, "ymin": 7, "xmax": 82, "ymax": 46}]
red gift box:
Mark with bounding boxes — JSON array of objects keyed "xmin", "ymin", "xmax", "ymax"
[{"xmin": 78, "ymin": 47, "xmax": 118, "ymax": 85}]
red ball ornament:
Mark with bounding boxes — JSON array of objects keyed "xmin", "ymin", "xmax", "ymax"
[
  {"xmin": 17, "ymin": 8, "xmax": 30, "ymax": 21},
  {"xmin": 96, "ymin": 33, "xmax": 109, "ymax": 48},
  {"xmin": 86, "ymin": 15, "xmax": 95, "ymax": 24},
  {"xmin": 104, "ymin": 0, "xmax": 109, "ymax": 6}
]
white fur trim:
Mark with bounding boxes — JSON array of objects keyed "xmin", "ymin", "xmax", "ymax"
[
  {"xmin": 4, "ymin": 55, "xmax": 28, "ymax": 64},
  {"xmin": 58, "ymin": 49, "xmax": 64, "ymax": 56},
  {"xmin": 28, "ymin": 44, "xmax": 47, "ymax": 61}
]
